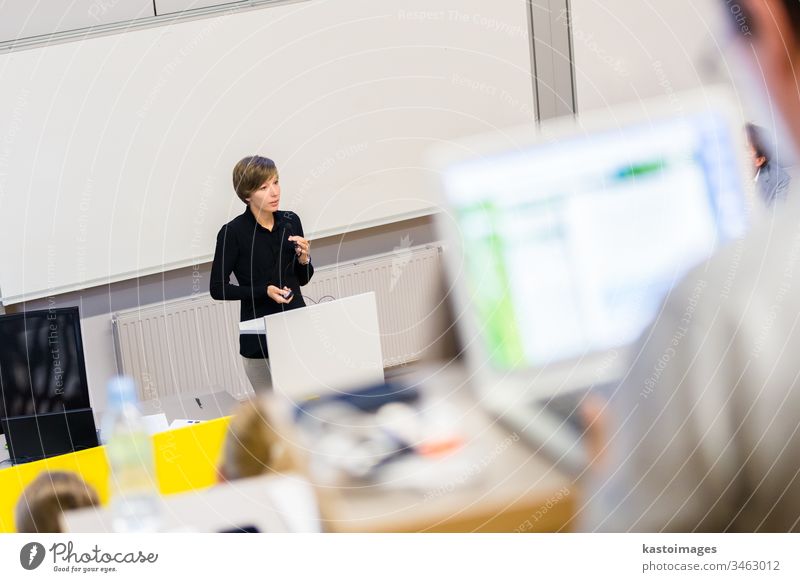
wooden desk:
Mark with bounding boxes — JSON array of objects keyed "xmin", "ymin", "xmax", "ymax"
[{"xmin": 306, "ymin": 365, "xmax": 576, "ymax": 533}]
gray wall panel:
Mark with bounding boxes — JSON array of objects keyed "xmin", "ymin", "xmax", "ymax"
[{"xmin": 528, "ymin": 0, "xmax": 576, "ymax": 120}]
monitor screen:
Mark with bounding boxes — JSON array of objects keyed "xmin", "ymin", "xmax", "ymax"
[
  {"xmin": 0, "ymin": 307, "xmax": 91, "ymax": 421},
  {"xmin": 442, "ymin": 112, "xmax": 748, "ymax": 370}
]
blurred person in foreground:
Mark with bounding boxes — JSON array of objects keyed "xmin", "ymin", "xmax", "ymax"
[
  {"xmin": 217, "ymin": 398, "xmax": 329, "ymax": 531},
  {"xmin": 580, "ymin": 0, "xmax": 800, "ymax": 532},
  {"xmin": 746, "ymin": 122, "xmax": 791, "ymax": 206},
  {"xmin": 16, "ymin": 471, "xmax": 99, "ymax": 533},
  {"xmin": 218, "ymin": 397, "xmax": 298, "ymax": 481}
]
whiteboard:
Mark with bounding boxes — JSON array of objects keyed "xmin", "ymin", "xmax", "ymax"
[
  {"xmin": 0, "ymin": 0, "xmax": 535, "ymax": 304},
  {"xmin": 570, "ymin": 0, "xmax": 730, "ymax": 112}
]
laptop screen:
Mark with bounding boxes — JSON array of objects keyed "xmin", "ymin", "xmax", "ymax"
[{"xmin": 441, "ymin": 112, "xmax": 748, "ymax": 370}]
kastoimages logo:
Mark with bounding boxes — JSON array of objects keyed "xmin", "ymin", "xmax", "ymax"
[{"xmin": 20, "ymin": 542, "xmax": 46, "ymax": 570}]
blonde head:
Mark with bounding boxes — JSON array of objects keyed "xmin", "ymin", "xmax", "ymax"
[
  {"xmin": 15, "ymin": 471, "xmax": 99, "ymax": 533},
  {"xmin": 220, "ymin": 397, "xmax": 295, "ymax": 481}
]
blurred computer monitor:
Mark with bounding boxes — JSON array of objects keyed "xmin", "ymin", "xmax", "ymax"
[
  {"xmin": 431, "ymin": 88, "xmax": 751, "ymax": 473},
  {"xmin": 435, "ymin": 90, "xmax": 750, "ymax": 376},
  {"xmin": 0, "ymin": 307, "xmax": 91, "ymax": 418}
]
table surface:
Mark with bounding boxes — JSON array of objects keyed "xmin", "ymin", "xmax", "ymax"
[
  {"xmin": 61, "ymin": 362, "xmax": 577, "ymax": 533},
  {"xmin": 310, "ymin": 363, "xmax": 576, "ymax": 533}
]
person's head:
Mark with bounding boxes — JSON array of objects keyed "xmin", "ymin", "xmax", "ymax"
[
  {"xmin": 723, "ymin": 1, "xmax": 800, "ymax": 149},
  {"xmin": 745, "ymin": 122, "xmax": 769, "ymax": 171},
  {"xmin": 232, "ymin": 156, "xmax": 280, "ymax": 211},
  {"xmin": 218, "ymin": 397, "xmax": 295, "ymax": 482},
  {"xmin": 15, "ymin": 471, "xmax": 100, "ymax": 533}
]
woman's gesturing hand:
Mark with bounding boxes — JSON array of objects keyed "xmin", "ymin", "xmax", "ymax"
[{"xmin": 288, "ymin": 235, "xmax": 310, "ymax": 265}]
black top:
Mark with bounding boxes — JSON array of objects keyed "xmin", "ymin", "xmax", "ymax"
[{"xmin": 210, "ymin": 207, "xmax": 314, "ymax": 358}]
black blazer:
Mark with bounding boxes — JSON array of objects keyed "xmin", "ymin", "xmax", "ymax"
[{"xmin": 210, "ymin": 207, "xmax": 314, "ymax": 358}]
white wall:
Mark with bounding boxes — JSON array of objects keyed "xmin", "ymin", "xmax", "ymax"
[{"xmin": 570, "ymin": 0, "xmax": 731, "ymax": 113}]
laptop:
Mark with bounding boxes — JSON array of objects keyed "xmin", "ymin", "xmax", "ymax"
[
  {"xmin": 430, "ymin": 87, "xmax": 751, "ymax": 474},
  {"xmin": 1, "ymin": 408, "xmax": 99, "ymax": 464}
]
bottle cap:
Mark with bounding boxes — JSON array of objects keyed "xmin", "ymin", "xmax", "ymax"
[{"xmin": 107, "ymin": 376, "xmax": 138, "ymax": 407}]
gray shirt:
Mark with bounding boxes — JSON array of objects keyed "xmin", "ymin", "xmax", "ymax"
[
  {"xmin": 756, "ymin": 162, "xmax": 791, "ymax": 207},
  {"xmin": 580, "ymin": 194, "xmax": 800, "ymax": 532}
]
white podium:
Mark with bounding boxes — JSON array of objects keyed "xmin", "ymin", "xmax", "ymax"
[{"xmin": 242, "ymin": 293, "xmax": 384, "ymax": 401}]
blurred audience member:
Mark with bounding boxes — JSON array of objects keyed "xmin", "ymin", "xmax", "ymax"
[
  {"xmin": 16, "ymin": 471, "xmax": 100, "ymax": 533},
  {"xmin": 746, "ymin": 122, "xmax": 791, "ymax": 206},
  {"xmin": 581, "ymin": 0, "xmax": 800, "ymax": 532},
  {"xmin": 218, "ymin": 397, "xmax": 297, "ymax": 481}
]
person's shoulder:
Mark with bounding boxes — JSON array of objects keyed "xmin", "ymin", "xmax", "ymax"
[
  {"xmin": 222, "ymin": 209, "xmax": 252, "ymax": 229},
  {"xmin": 216, "ymin": 209, "xmax": 251, "ymax": 240},
  {"xmin": 776, "ymin": 163, "xmax": 792, "ymax": 183},
  {"xmin": 277, "ymin": 210, "xmax": 302, "ymax": 225}
]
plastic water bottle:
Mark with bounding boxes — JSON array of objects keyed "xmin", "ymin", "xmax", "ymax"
[{"xmin": 102, "ymin": 376, "xmax": 162, "ymax": 532}]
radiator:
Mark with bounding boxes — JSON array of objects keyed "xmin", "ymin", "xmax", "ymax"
[{"xmin": 112, "ymin": 244, "xmax": 443, "ymax": 400}]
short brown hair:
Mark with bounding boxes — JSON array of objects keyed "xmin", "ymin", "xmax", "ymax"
[
  {"xmin": 219, "ymin": 398, "xmax": 296, "ymax": 481},
  {"xmin": 232, "ymin": 156, "xmax": 278, "ymax": 204},
  {"xmin": 15, "ymin": 471, "xmax": 100, "ymax": 533},
  {"xmin": 745, "ymin": 122, "xmax": 769, "ymax": 161}
]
